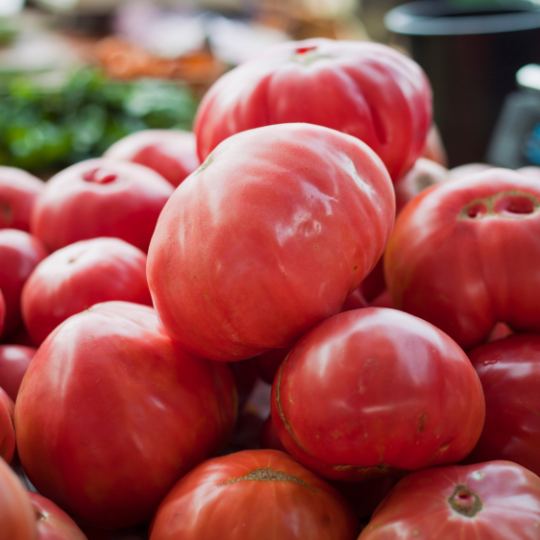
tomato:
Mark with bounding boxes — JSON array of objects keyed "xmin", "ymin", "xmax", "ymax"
[
  {"xmin": 75, "ymin": 523, "xmax": 148, "ymax": 540},
  {"xmin": 462, "ymin": 335, "xmax": 540, "ymax": 476},
  {"xmin": 271, "ymin": 308, "xmax": 485, "ymax": 482},
  {"xmin": 0, "ymin": 229, "xmax": 47, "ymax": 337},
  {"xmin": 195, "ymin": 39, "xmax": 431, "ymax": 182},
  {"xmin": 260, "ymin": 415, "xmax": 287, "ymax": 452},
  {"xmin": 15, "ymin": 301, "xmax": 237, "ymax": 529},
  {"xmin": 104, "ymin": 130, "xmax": 200, "ymax": 188},
  {"xmin": 0, "ymin": 167, "xmax": 44, "ymax": 232},
  {"xmin": 0, "ymin": 290, "xmax": 4, "ymax": 339},
  {"xmin": 421, "ymin": 125, "xmax": 447, "ymax": 167},
  {"xmin": 448, "ymin": 163, "xmax": 492, "ymax": 180},
  {"xmin": 369, "ymin": 290, "xmax": 393, "ymax": 309},
  {"xmin": 519, "ymin": 166, "xmax": 540, "ymax": 180},
  {"xmin": 385, "ymin": 169, "xmax": 540, "ymax": 350},
  {"xmin": 22, "ymin": 237, "xmax": 152, "ymax": 345},
  {"xmin": 356, "ymin": 259, "xmax": 385, "ymax": 303},
  {"xmin": 31, "ymin": 159, "xmax": 174, "ymax": 253},
  {"xmin": 149, "ymin": 449, "xmax": 359, "ymax": 540},
  {"xmin": 0, "ymin": 345, "xmax": 35, "ymax": 402},
  {"xmin": 393, "ymin": 158, "xmax": 448, "ymax": 215},
  {"xmin": 256, "ymin": 348, "xmax": 291, "ymax": 385},
  {"xmin": 228, "ymin": 359, "xmax": 259, "ymax": 409},
  {"xmin": 360, "ymin": 461, "xmax": 540, "ymax": 539},
  {"xmin": 148, "ymin": 123, "xmax": 395, "ymax": 362},
  {"xmin": 0, "ymin": 456, "xmax": 36, "ymax": 540},
  {"xmin": 0, "ymin": 387, "xmax": 15, "ymax": 463},
  {"xmin": 29, "ymin": 492, "xmax": 87, "ymax": 540}
]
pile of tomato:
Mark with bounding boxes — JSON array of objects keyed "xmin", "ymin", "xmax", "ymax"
[{"xmin": 0, "ymin": 37, "xmax": 540, "ymax": 540}]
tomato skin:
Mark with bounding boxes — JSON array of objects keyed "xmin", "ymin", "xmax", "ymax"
[
  {"xmin": 385, "ymin": 169, "xmax": 540, "ymax": 350},
  {"xmin": 271, "ymin": 308, "xmax": 485, "ymax": 482},
  {"xmin": 360, "ymin": 461, "xmax": 540, "ymax": 539},
  {"xmin": 0, "ymin": 229, "xmax": 47, "ymax": 337},
  {"xmin": 148, "ymin": 123, "xmax": 395, "ymax": 362},
  {"xmin": 31, "ymin": 159, "xmax": 174, "ymax": 253},
  {"xmin": 421, "ymin": 125, "xmax": 447, "ymax": 167},
  {"xmin": 0, "ymin": 457, "xmax": 37, "ymax": 540},
  {"xmin": 0, "ymin": 167, "xmax": 44, "ymax": 232},
  {"xmin": 29, "ymin": 492, "xmax": 87, "ymax": 540},
  {"xmin": 463, "ymin": 335, "xmax": 540, "ymax": 475},
  {"xmin": 260, "ymin": 415, "xmax": 287, "ymax": 452},
  {"xmin": 0, "ymin": 345, "xmax": 35, "ymax": 402},
  {"xmin": 0, "ymin": 290, "xmax": 4, "ymax": 338},
  {"xmin": 21, "ymin": 238, "xmax": 152, "ymax": 345},
  {"xmin": 0, "ymin": 386, "xmax": 15, "ymax": 463},
  {"xmin": 104, "ymin": 130, "xmax": 200, "ymax": 188},
  {"xmin": 15, "ymin": 301, "xmax": 237, "ymax": 529},
  {"xmin": 149, "ymin": 449, "xmax": 359, "ymax": 540},
  {"xmin": 195, "ymin": 39, "xmax": 431, "ymax": 182}
]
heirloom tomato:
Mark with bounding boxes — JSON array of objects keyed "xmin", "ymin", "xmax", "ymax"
[
  {"xmin": 104, "ymin": 130, "xmax": 200, "ymax": 187},
  {"xmin": 421, "ymin": 125, "xmax": 447, "ymax": 167},
  {"xmin": 195, "ymin": 39, "xmax": 431, "ymax": 182},
  {"xmin": 148, "ymin": 123, "xmax": 395, "ymax": 361},
  {"xmin": 15, "ymin": 302, "xmax": 237, "ymax": 529},
  {"xmin": 149, "ymin": 449, "xmax": 359, "ymax": 540},
  {"xmin": 0, "ymin": 386, "xmax": 14, "ymax": 463},
  {"xmin": 0, "ymin": 345, "xmax": 35, "ymax": 401},
  {"xmin": 448, "ymin": 163, "xmax": 492, "ymax": 180},
  {"xmin": 385, "ymin": 169, "xmax": 540, "ymax": 349},
  {"xmin": 464, "ymin": 335, "xmax": 540, "ymax": 476},
  {"xmin": 0, "ymin": 290, "xmax": 4, "ymax": 338},
  {"xmin": 0, "ymin": 167, "xmax": 44, "ymax": 232},
  {"xmin": 22, "ymin": 237, "xmax": 152, "ymax": 345},
  {"xmin": 31, "ymin": 159, "xmax": 173, "ymax": 253},
  {"xmin": 0, "ymin": 457, "xmax": 36, "ymax": 540},
  {"xmin": 271, "ymin": 308, "xmax": 485, "ymax": 481},
  {"xmin": 360, "ymin": 461, "xmax": 540, "ymax": 539},
  {"xmin": 0, "ymin": 229, "xmax": 47, "ymax": 337}
]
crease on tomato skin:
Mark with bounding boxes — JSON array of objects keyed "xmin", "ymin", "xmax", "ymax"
[{"xmin": 219, "ymin": 467, "xmax": 317, "ymax": 492}]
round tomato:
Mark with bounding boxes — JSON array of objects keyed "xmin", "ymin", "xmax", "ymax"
[
  {"xmin": 360, "ymin": 461, "xmax": 540, "ymax": 539},
  {"xmin": 148, "ymin": 123, "xmax": 395, "ymax": 362},
  {"xmin": 0, "ymin": 290, "xmax": 4, "ymax": 338},
  {"xmin": 149, "ymin": 449, "xmax": 359, "ymax": 540},
  {"xmin": 195, "ymin": 39, "xmax": 431, "ymax": 182},
  {"xmin": 385, "ymin": 169, "xmax": 540, "ymax": 350},
  {"xmin": 448, "ymin": 163, "xmax": 492, "ymax": 181},
  {"xmin": 30, "ymin": 159, "xmax": 173, "ymax": 253},
  {"xmin": 464, "ymin": 335, "xmax": 540, "ymax": 476},
  {"xmin": 0, "ymin": 345, "xmax": 35, "ymax": 402},
  {"xmin": 0, "ymin": 167, "xmax": 44, "ymax": 232},
  {"xmin": 0, "ymin": 456, "xmax": 36, "ymax": 540},
  {"xmin": 0, "ymin": 229, "xmax": 47, "ymax": 337},
  {"xmin": 22, "ymin": 237, "xmax": 152, "ymax": 345},
  {"xmin": 104, "ymin": 130, "xmax": 200, "ymax": 188},
  {"xmin": 271, "ymin": 308, "xmax": 485, "ymax": 481},
  {"xmin": 0, "ymin": 387, "xmax": 14, "ymax": 463},
  {"xmin": 29, "ymin": 492, "xmax": 87, "ymax": 540},
  {"xmin": 15, "ymin": 301, "xmax": 237, "ymax": 529}
]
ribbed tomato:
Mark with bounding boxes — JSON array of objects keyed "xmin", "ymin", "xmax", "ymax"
[{"xmin": 0, "ymin": 386, "xmax": 14, "ymax": 463}]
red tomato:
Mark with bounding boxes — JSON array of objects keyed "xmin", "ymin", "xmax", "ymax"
[
  {"xmin": 149, "ymin": 449, "xmax": 359, "ymax": 540},
  {"xmin": 360, "ymin": 461, "xmax": 540, "ymax": 539},
  {"xmin": 0, "ymin": 345, "xmax": 35, "ymax": 402},
  {"xmin": 0, "ymin": 167, "xmax": 44, "ymax": 232},
  {"xmin": 369, "ymin": 290, "xmax": 393, "ymax": 309},
  {"xmin": 421, "ymin": 125, "xmax": 447, "ymax": 167},
  {"xmin": 29, "ymin": 492, "xmax": 87, "ymax": 540},
  {"xmin": 0, "ymin": 386, "xmax": 15, "ymax": 463},
  {"xmin": 30, "ymin": 159, "xmax": 174, "ymax": 253},
  {"xmin": 260, "ymin": 415, "xmax": 287, "ymax": 452},
  {"xmin": 0, "ymin": 456, "xmax": 36, "ymax": 540},
  {"xmin": 22, "ymin": 237, "xmax": 152, "ymax": 345},
  {"xmin": 104, "ymin": 130, "xmax": 200, "ymax": 188},
  {"xmin": 448, "ymin": 162, "xmax": 492, "ymax": 180},
  {"xmin": 385, "ymin": 169, "xmax": 540, "ymax": 350},
  {"xmin": 148, "ymin": 123, "xmax": 395, "ymax": 362},
  {"xmin": 0, "ymin": 229, "xmax": 47, "ymax": 337},
  {"xmin": 356, "ymin": 259, "xmax": 385, "ymax": 303},
  {"xmin": 271, "ymin": 308, "xmax": 485, "ymax": 481},
  {"xmin": 0, "ymin": 289, "xmax": 4, "ymax": 338},
  {"xmin": 464, "ymin": 335, "xmax": 540, "ymax": 476},
  {"xmin": 15, "ymin": 301, "xmax": 237, "ymax": 529},
  {"xmin": 487, "ymin": 322, "xmax": 513, "ymax": 342},
  {"xmin": 256, "ymin": 348, "xmax": 291, "ymax": 385},
  {"xmin": 195, "ymin": 39, "xmax": 431, "ymax": 182},
  {"xmin": 76, "ymin": 523, "xmax": 147, "ymax": 540}
]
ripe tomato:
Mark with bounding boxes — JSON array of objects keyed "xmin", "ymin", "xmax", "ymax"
[
  {"xmin": 0, "ymin": 345, "xmax": 35, "ymax": 402},
  {"xmin": 271, "ymin": 308, "xmax": 485, "ymax": 481},
  {"xmin": 195, "ymin": 39, "xmax": 431, "ymax": 182},
  {"xmin": 421, "ymin": 125, "xmax": 447, "ymax": 167},
  {"xmin": 22, "ymin": 237, "xmax": 152, "ymax": 345},
  {"xmin": 0, "ymin": 290, "xmax": 4, "ymax": 338},
  {"xmin": 0, "ymin": 229, "xmax": 47, "ymax": 337},
  {"xmin": 260, "ymin": 415, "xmax": 287, "ymax": 453},
  {"xmin": 104, "ymin": 130, "xmax": 200, "ymax": 187},
  {"xmin": 15, "ymin": 301, "xmax": 237, "ymax": 529},
  {"xmin": 0, "ymin": 167, "xmax": 44, "ymax": 232},
  {"xmin": 385, "ymin": 169, "xmax": 540, "ymax": 350},
  {"xmin": 448, "ymin": 163, "xmax": 492, "ymax": 180},
  {"xmin": 149, "ymin": 449, "xmax": 359, "ymax": 540},
  {"xmin": 0, "ymin": 456, "xmax": 36, "ymax": 540},
  {"xmin": 256, "ymin": 348, "xmax": 291, "ymax": 385},
  {"xmin": 0, "ymin": 387, "xmax": 14, "ymax": 463},
  {"xmin": 31, "ymin": 159, "xmax": 174, "ymax": 253},
  {"xmin": 360, "ymin": 461, "xmax": 540, "ymax": 539},
  {"xmin": 29, "ymin": 492, "xmax": 87, "ymax": 540},
  {"xmin": 464, "ymin": 335, "xmax": 540, "ymax": 476},
  {"xmin": 148, "ymin": 123, "xmax": 395, "ymax": 361}
]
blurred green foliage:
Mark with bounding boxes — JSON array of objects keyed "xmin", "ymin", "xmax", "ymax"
[{"xmin": 0, "ymin": 67, "xmax": 199, "ymax": 176}]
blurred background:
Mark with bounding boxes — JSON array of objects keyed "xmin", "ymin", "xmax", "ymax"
[{"xmin": 2, "ymin": 0, "xmax": 540, "ymax": 175}]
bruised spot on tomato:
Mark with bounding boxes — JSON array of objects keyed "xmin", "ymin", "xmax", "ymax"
[
  {"xmin": 447, "ymin": 485, "xmax": 483, "ymax": 518},
  {"xmin": 220, "ymin": 467, "xmax": 316, "ymax": 491},
  {"xmin": 417, "ymin": 413, "xmax": 428, "ymax": 434}
]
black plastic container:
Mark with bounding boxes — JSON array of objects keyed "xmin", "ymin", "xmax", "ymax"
[{"xmin": 385, "ymin": 0, "xmax": 540, "ymax": 167}]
